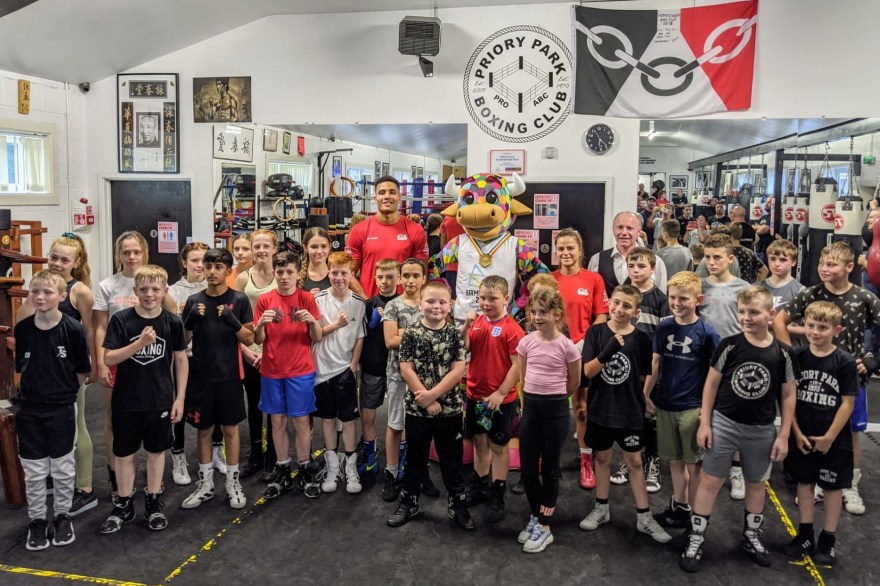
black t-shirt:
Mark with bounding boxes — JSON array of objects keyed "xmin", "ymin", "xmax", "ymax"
[
  {"xmin": 428, "ymin": 234, "xmax": 442, "ymax": 258},
  {"xmin": 104, "ymin": 308, "xmax": 187, "ymax": 412},
  {"xmin": 754, "ymin": 216, "xmax": 773, "ymax": 253},
  {"xmin": 640, "ymin": 210, "xmax": 655, "ymax": 247},
  {"xmin": 793, "ymin": 346, "xmax": 859, "ymax": 448},
  {"xmin": 671, "ymin": 193, "xmax": 688, "ymax": 217},
  {"xmin": 15, "ymin": 314, "xmax": 91, "ymax": 410},
  {"xmin": 361, "ymin": 293, "xmax": 398, "ymax": 376},
  {"xmin": 737, "ymin": 222, "xmax": 757, "ymax": 250},
  {"xmin": 183, "ymin": 289, "xmax": 253, "ymax": 383},
  {"xmin": 302, "ymin": 275, "xmax": 331, "ymax": 293},
  {"xmin": 583, "ymin": 323, "xmax": 652, "ymax": 429},
  {"xmin": 712, "ymin": 333, "xmax": 797, "ymax": 425},
  {"xmin": 708, "ymin": 215, "xmax": 731, "ymax": 230}
]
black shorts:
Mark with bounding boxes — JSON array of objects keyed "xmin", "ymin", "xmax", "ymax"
[
  {"xmin": 186, "ymin": 381, "xmax": 246, "ymax": 429},
  {"xmin": 16, "ymin": 404, "xmax": 76, "ymax": 460},
  {"xmin": 585, "ymin": 420, "xmax": 643, "ymax": 453},
  {"xmin": 464, "ymin": 397, "xmax": 515, "ymax": 446},
  {"xmin": 360, "ymin": 372, "xmax": 387, "ymax": 410},
  {"xmin": 314, "ymin": 368, "xmax": 359, "ymax": 422},
  {"xmin": 785, "ymin": 437, "xmax": 854, "ymax": 491},
  {"xmin": 112, "ymin": 409, "xmax": 173, "ymax": 457}
]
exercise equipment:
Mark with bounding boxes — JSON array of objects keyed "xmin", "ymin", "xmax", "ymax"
[
  {"xmin": 802, "ymin": 143, "xmax": 837, "ymax": 286},
  {"xmin": 835, "ymin": 137, "xmax": 867, "ymax": 285}
]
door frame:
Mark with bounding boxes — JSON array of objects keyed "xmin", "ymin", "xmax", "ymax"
[{"xmin": 96, "ymin": 175, "xmax": 197, "ymax": 285}]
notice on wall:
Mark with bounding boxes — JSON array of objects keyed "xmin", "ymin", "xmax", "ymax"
[
  {"xmin": 158, "ymin": 221, "xmax": 179, "ymax": 253},
  {"xmin": 514, "ymin": 229, "xmax": 539, "ymax": 254},
  {"xmin": 533, "ymin": 194, "xmax": 560, "ymax": 229}
]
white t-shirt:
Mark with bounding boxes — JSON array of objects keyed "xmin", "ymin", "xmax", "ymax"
[
  {"xmin": 94, "ymin": 272, "xmax": 138, "ymax": 316},
  {"xmin": 312, "ymin": 290, "xmax": 366, "ymax": 384}
]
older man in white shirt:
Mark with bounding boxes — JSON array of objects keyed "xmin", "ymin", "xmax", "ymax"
[{"xmin": 588, "ymin": 211, "xmax": 668, "ymax": 296}]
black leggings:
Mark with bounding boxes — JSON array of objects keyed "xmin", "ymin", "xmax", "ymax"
[
  {"xmin": 520, "ymin": 395, "xmax": 570, "ymax": 525},
  {"xmin": 243, "ymin": 360, "xmax": 274, "ymax": 458}
]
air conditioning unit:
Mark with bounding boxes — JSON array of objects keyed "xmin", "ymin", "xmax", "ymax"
[{"xmin": 399, "ymin": 16, "xmax": 441, "ymax": 57}]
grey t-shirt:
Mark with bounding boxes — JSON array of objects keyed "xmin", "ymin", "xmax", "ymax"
[
  {"xmin": 759, "ymin": 278, "xmax": 804, "ymax": 311},
  {"xmin": 656, "ymin": 244, "xmax": 694, "ymax": 277},
  {"xmin": 700, "ymin": 277, "xmax": 749, "ymax": 339},
  {"xmin": 382, "ymin": 296, "xmax": 423, "ymax": 380}
]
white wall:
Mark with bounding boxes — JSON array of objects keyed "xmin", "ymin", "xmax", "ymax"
[
  {"xmin": 0, "ymin": 69, "xmax": 89, "ymax": 267},
  {"xmin": 82, "ymin": 0, "xmax": 880, "ymax": 281},
  {"xmin": 638, "ymin": 146, "xmax": 712, "ymax": 191}
]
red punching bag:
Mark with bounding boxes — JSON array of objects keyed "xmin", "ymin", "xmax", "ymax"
[{"xmin": 868, "ymin": 217, "xmax": 880, "ymax": 288}]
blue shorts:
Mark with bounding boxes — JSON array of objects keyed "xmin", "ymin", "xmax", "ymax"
[
  {"xmin": 851, "ymin": 384, "xmax": 868, "ymax": 433},
  {"xmin": 259, "ymin": 373, "xmax": 316, "ymax": 417}
]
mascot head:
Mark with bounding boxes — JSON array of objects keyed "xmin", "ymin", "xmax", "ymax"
[{"xmin": 442, "ymin": 173, "xmax": 532, "ymax": 241}]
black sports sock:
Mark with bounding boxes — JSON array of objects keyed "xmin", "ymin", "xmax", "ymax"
[
  {"xmin": 798, "ymin": 522, "xmax": 814, "ymax": 539},
  {"xmin": 636, "ymin": 507, "xmax": 650, "ymax": 514},
  {"xmin": 597, "ymin": 497, "xmax": 609, "ymax": 505},
  {"xmin": 817, "ymin": 530, "xmax": 836, "ymax": 552},
  {"xmin": 732, "ymin": 459, "xmax": 742, "ymax": 468}
]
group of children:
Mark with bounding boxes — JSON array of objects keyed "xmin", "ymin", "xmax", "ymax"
[{"xmin": 12, "ymin": 220, "xmax": 874, "ymax": 575}]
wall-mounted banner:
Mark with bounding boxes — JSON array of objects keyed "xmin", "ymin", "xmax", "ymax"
[
  {"xmin": 464, "ymin": 26, "xmax": 573, "ymax": 142},
  {"xmin": 213, "ymin": 125, "xmax": 254, "ymax": 162},
  {"xmin": 571, "ymin": 0, "xmax": 757, "ymax": 118}
]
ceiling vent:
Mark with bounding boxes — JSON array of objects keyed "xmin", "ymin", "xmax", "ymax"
[{"xmin": 399, "ymin": 16, "xmax": 441, "ymax": 57}]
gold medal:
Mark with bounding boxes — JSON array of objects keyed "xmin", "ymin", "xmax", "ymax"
[{"xmin": 480, "ymin": 254, "xmax": 492, "ymax": 267}]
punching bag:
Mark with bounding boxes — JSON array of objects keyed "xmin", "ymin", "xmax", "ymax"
[
  {"xmin": 803, "ymin": 176, "xmax": 838, "ymax": 286},
  {"xmin": 834, "ymin": 193, "xmax": 866, "ymax": 286}
]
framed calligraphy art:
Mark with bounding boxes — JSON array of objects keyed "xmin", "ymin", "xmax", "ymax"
[
  {"xmin": 213, "ymin": 125, "xmax": 255, "ymax": 162},
  {"xmin": 118, "ymin": 73, "xmax": 179, "ymax": 174}
]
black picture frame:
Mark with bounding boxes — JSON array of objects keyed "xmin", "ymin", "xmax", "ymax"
[{"xmin": 117, "ymin": 73, "xmax": 180, "ymax": 174}]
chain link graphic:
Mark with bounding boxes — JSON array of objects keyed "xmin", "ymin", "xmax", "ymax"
[{"xmin": 574, "ymin": 16, "xmax": 757, "ymax": 96}]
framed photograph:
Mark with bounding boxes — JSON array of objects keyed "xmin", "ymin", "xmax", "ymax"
[
  {"xmin": 382, "ymin": 162, "xmax": 390, "ymax": 177},
  {"xmin": 117, "ymin": 73, "xmax": 179, "ymax": 173},
  {"xmin": 490, "ymin": 149, "xmax": 526, "ymax": 175},
  {"xmin": 417, "ymin": 166, "xmax": 424, "ymax": 178},
  {"xmin": 695, "ymin": 170, "xmax": 712, "ymax": 190},
  {"xmin": 374, "ymin": 161, "xmax": 382, "ymax": 180},
  {"xmin": 192, "ymin": 76, "xmax": 252, "ymax": 123},
  {"xmin": 332, "ymin": 156, "xmax": 343, "ymax": 177},
  {"xmin": 263, "ymin": 129, "xmax": 278, "ymax": 152},
  {"xmin": 282, "ymin": 131, "xmax": 291, "ymax": 155},
  {"xmin": 213, "ymin": 124, "xmax": 254, "ymax": 162},
  {"xmin": 670, "ymin": 175, "xmax": 688, "ymax": 190}
]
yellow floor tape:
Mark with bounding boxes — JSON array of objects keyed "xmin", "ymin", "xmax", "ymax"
[
  {"xmin": 0, "ymin": 564, "xmax": 152, "ymax": 586},
  {"xmin": 764, "ymin": 481, "xmax": 827, "ymax": 586}
]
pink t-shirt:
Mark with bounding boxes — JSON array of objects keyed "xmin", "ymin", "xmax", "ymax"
[{"xmin": 516, "ymin": 331, "xmax": 581, "ymax": 397}]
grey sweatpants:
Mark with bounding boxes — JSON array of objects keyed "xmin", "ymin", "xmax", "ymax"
[{"xmin": 21, "ymin": 450, "xmax": 76, "ymax": 520}]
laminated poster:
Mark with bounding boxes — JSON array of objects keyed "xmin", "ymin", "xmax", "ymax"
[{"xmin": 534, "ymin": 194, "xmax": 560, "ymax": 229}]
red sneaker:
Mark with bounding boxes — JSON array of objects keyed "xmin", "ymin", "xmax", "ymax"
[{"xmin": 580, "ymin": 453, "xmax": 596, "ymax": 490}]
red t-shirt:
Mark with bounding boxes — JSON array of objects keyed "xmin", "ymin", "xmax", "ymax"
[
  {"xmin": 253, "ymin": 288, "xmax": 320, "ymax": 379},
  {"xmin": 466, "ymin": 314, "xmax": 524, "ymax": 403},
  {"xmin": 553, "ymin": 269, "xmax": 609, "ymax": 344},
  {"xmin": 440, "ymin": 216, "xmax": 466, "ymax": 271},
  {"xmin": 347, "ymin": 216, "xmax": 428, "ymax": 297}
]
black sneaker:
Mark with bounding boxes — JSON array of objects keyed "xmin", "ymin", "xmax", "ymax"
[
  {"xmin": 144, "ymin": 491, "xmax": 168, "ymax": 531},
  {"xmin": 51, "ymin": 514, "xmax": 75, "ymax": 546},
  {"xmin": 297, "ymin": 462, "xmax": 321, "ymax": 499},
  {"xmin": 263, "ymin": 463, "xmax": 294, "ymax": 499},
  {"xmin": 679, "ymin": 533, "xmax": 704, "ymax": 573},
  {"xmin": 654, "ymin": 501, "xmax": 691, "ymax": 529},
  {"xmin": 485, "ymin": 480, "xmax": 506, "ymax": 524},
  {"xmin": 742, "ymin": 529, "xmax": 771, "ymax": 567},
  {"xmin": 464, "ymin": 473, "xmax": 489, "ymax": 508},
  {"xmin": 782, "ymin": 533, "xmax": 815, "ymax": 557},
  {"xmin": 387, "ymin": 493, "xmax": 421, "ymax": 527},
  {"xmin": 813, "ymin": 546, "xmax": 836, "ymax": 567},
  {"xmin": 26, "ymin": 518, "xmax": 50, "ymax": 551},
  {"xmin": 381, "ymin": 468, "xmax": 400, "ymax": 503},
  {"xmin": 447, "ymin": 495, "xmax": 476, "ymax": 531},
  {"xmin": 99, "ymin": 497, "xmax": 135, "ymax": 535},
  {"xmin": 421, "ymin": 473, "xmax": 440, "ymax": 498},
  {"xmin": 69, "ymin": 489, "xmax": 98, "ymax": 517},
  {"xmin": 511, "ymin": 475, "xmax": 525, "ymax": 495}
]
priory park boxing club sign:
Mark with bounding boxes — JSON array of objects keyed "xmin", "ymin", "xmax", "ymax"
[{"xmin": 464, "ymin": 26, "xmax": 573, "ymax": 142}]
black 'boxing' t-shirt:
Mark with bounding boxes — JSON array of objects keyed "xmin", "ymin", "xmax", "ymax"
[{"xmin": 793, "ymin": 346, "xmax": 859, "ymax": 448}]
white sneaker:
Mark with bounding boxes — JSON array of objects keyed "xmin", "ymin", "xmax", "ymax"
[
  {"xmin": 518, "ymin": 515, "xmax": 538, "ymax": 544},
  {"xmin": 610, "ymin": 461, "xmax": 629, "ymax": 485},
  {"xmin": 344, "ymin": 454, "xmax": 362, "ymax": 494},
  {"xmin": 645, "ymin": 456, "xmax": 661, "ymax": 494},
  {"xmin": 212, "ymin": 445, "xmax": 228, "ymax": 475},
  {"xmin": 172, "ymin": 453, "xmax": 192, "ymax": 486},
  {"xmin": 814, "ymin": 484, "xmax": 825, "ymax": 504},
  {"xmin": 321, "ymin": 453, "xmax": 341, "ymax": 494},
  {"xmin": 637, "ymin": 512, "xmax": 672, "ymax": 543},
  {"xmin": 729, "ymin": 466, "xmax": 745, "ymax": 500},
  {"xmin": 226, "ymin": 472, "xmax": 246, "ymax": 510},
  {"xmin": 843, "ymin": 486, "xmax": 865, "ymax": 515},
  {"xmin": 181, "ymin": 471, "xmax": 214, "ymax": 509},
  {"xmin": 579, "ymin": 504, "xmax": 610, "ymax": 530}
]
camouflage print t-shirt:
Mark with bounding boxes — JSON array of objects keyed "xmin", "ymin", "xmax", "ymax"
[{"xmin": 399, "ymin": 321, "xmax": 466, "ymax": 418}]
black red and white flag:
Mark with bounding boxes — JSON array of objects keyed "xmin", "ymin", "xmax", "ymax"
[{"xmin": 571, "ymin": 0, "xmax": 757, "ymax": 118}]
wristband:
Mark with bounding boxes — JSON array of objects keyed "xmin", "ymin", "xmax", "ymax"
[
  {"xmin": 219, "ymin": 305, "xmax": 242, "ymax": 330},
  {"xmin": 597, "ymin": 338, "xmax": 622, "ymax": 363},
  {"xmin": 183, "ymin": 307, "xmax": 201, "ymax": 330},
  {"xmin": 368, "ymin": 307, "xmax": 382, "ymax": 329}
]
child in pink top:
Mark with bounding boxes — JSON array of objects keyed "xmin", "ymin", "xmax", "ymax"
[{"xmin": 515, "ymin": 289, "xmax": 581, "ymax": 554}]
